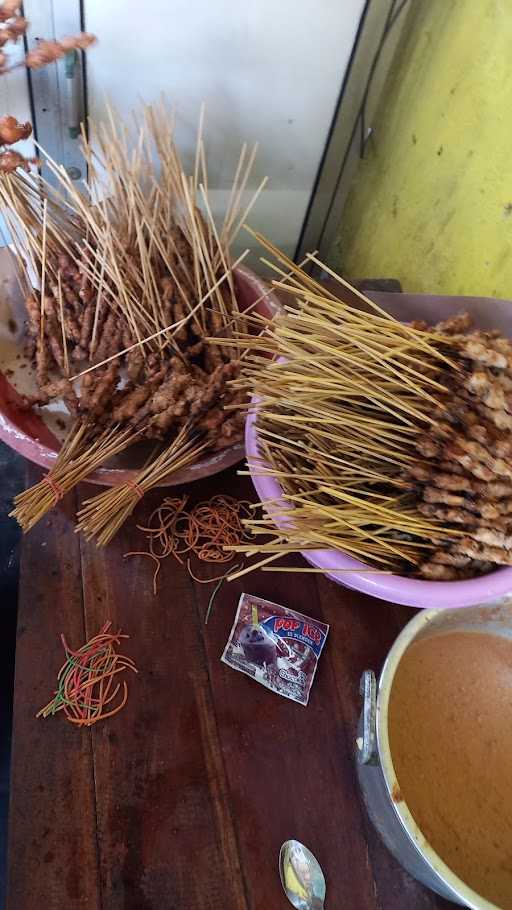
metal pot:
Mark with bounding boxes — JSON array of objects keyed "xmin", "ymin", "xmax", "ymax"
[{"xmin": 356, "ymin": 601, "xmax": 512, "ymax": 910}]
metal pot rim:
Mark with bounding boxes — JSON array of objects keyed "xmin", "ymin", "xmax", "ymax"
[{"xmin": 376, "ymin": 607, "xmax": 500, "ymax": 910}]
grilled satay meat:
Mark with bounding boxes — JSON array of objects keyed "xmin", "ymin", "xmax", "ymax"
[
  {"xmin": 400, "ymin": 311, "xmax": 512, "ymax": 578},
  {"xmin": 452, "ymin": 537, "xmax": 512, "ymax": 565},
  {"xmin": 27, "ymin": 377, "xmax": 78, "ymax": 414},
  {"xmin": 434, "ymin": 311, "xmax": 473, "ymax": 336}
]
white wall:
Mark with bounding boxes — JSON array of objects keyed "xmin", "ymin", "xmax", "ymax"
[{"xmin": 84, "ymin": 0, "xmax": 365, "ymax": 258}]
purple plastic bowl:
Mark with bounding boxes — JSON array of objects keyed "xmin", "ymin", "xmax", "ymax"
[
  {"xmin": 245, "ymin": 285, "xmax": 512, "ymax": 608},
  {"xmin": 245, "ymin": 360, "xmax": 512, "ymax": 611}
]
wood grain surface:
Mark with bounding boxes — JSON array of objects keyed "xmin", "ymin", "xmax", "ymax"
[{"xmin": 7, "ymin": 464, "xmax": 454, "ymax": 910}]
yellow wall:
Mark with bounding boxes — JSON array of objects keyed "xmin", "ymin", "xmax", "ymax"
[{"xmin": 332, "ymin": 0, "xmax": 512, "ymax": 297}]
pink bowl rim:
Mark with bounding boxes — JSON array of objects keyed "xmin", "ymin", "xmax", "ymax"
[
  {"xmin": 245, "ymin": 402, "xmax": 512, "ymax": 609},
  {"xmin": 0, "ymin": 265, "xmax": 272, "ymax": 487}
]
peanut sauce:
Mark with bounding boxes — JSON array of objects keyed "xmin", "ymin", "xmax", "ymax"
[{"xmin": 389, "ymin": 630, "xmax": 512, "ymax": 908}]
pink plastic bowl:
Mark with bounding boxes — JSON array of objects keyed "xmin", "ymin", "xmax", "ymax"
[
  {"xmin": 245, "ymin": 289, "xmax": 512, "ymax": 610},
  {"xmin": 0, "ymin": 265, "xmax": 278, "ymax": 487}
]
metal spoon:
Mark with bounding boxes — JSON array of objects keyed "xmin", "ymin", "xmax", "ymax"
[{"xmin": 279, "ymin": 840, "xmax": 326, "ymax": 909}]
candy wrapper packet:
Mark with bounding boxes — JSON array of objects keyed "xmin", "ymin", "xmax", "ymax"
[{"xmin": 221, "ymin": 593, "xmax": 329, "ymax": 706}]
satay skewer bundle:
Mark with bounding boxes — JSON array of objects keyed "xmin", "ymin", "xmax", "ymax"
[
  {"xmin": 5, "ymin": 102, "xmax": 267, "ymax": 541},
  {"xmin": 223, "ymin": 232, "xmax": 512, "ymax": 581}
]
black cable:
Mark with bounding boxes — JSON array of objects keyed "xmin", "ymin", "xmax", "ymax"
[
  {"xmin": 359, "ymin": 0, "xmax": 411, "ymax": 158},
  {"xmin": 293, "ymin": 0, "xmax": 373, "ymax": 262}
]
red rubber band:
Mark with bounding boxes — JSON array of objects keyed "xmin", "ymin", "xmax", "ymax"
[
  {"xmin": 43, "ymin": 475, "xmax": 65, "ymax": 503},
  {"xmin": 126, "ymin": 479, "xmax": 145, "ymax": 501}
]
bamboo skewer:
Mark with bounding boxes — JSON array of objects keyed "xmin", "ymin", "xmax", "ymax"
[
  {"xmin": 76, "ymin": 427, "xmax": 208, "ymax": 546},
  {"xmin": 56, "ymin": 271, "xmax": 69, "ymax": 376},
  {"xmin": 6, "ymin": 100, "xmax": 268, "ymax": 540},
  {"xmin": 214, "ymin": 234, "xmax": 478, "ymax": 576},
  {"xmin": 71, "ymin": 248, "xmax": 249, "ymax": 380},
  {"xmin": 39, "ymin": 199, "xmax": 48, "ymax": 343},
  {"xmin": 10, "ymin": 422, "xmax": 139, "ymax": 532}
]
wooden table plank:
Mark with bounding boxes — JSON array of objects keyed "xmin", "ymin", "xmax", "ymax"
[
  {"xmin": 76, "ymin": 477, "xmax": 249, "ymax": 910},
  {"xmin": 198, "ymin": 579, "xmax": 380, "ymax": 909},
  {"xmin": 7, "ymin": 466, "xmax": 101, "ymax": 910},
  {"xmin": 9, "ymin": 465, "xmax": 454, "ymax": 909},
  {"xmin": 163, "ymin": 471, "xmax": 453, "ymax": 910}
]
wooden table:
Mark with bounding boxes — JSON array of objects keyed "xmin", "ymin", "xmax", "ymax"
[{"xmin": 7, "ymin": 464, "xmax": 453, "ymax": 910}]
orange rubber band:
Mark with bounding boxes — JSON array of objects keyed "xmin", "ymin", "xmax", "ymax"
[
  {"xmin": 126, "ymin": 480, "xmax": 145, "ymax": 501},
  {"xmin": 42, "ymin": 475, "xmax": 65, "ymax": 503},
  {"xmin": 127, "ymin": 493, "xmax": 254, "ymax": 592}
]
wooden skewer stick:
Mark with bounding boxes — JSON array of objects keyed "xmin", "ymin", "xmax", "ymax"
[
  {"xmin": 227, "ymin": 175, "xmax": 269, "ymax": 247},
  {"xmin": 90, "ymin": 245, "xmax": 107, "ymax": 355},
  {"xmin": 39, "ymin": 199, "xmax": 48, "ymax": 344},
  {"xmin": 71, "ymin": 249, "xmax": 249, "ymax": 380},
  {"xmin": 56, "ymin": 271, "xmax": 69, "ymax": 376},
  {"xmin": 220, "ymin": 142, "xmax": 247, "ymax": 242},
  {"xmin": 223, "ymin": 143, "xmax": 259, "ymax": 241},
  {"xmin": 194, "ymin": 102, "xmax": 206, "ymax": 197}
]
